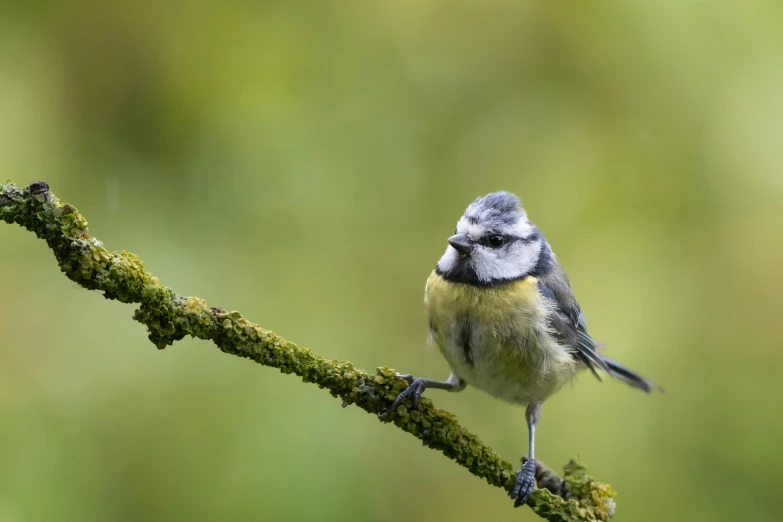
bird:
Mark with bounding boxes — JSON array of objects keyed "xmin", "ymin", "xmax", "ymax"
[{"xmin": 388, "ymin": 191, "xmax": 658, "ymax": 508}]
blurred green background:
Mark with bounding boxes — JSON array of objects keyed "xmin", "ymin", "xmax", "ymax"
[{"xmin": 2, "ymin": 1, "xmax": 782, "ymax": 521}]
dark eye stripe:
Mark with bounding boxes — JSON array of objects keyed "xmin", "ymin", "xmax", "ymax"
[
  {"xmin": 479, "ymin": 234, "xmax": 506, "ymax": 247},
  {"xmin": 480, "ymin": 232, "xmax": 536, "ymax": 244}
]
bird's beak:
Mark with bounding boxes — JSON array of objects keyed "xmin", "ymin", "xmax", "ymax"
[{"xmin": 448, "ymin": 234, "xmax": 473, "ymax": 255}]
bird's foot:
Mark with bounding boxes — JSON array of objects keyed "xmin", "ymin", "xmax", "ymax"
[
  {"xmin": 510, "ymin": 458, "xmax": 536, "ymax": 508},
  {"xmin": 386, "ymin": 374, "xmax": 427, "ymax": 416}
]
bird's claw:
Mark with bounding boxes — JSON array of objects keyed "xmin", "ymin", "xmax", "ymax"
[
  {"xmin": 510, "ymin": 458, "xmax": 536, "ymax": 508},
  {"xmin": 386, "ymin": 375, "xmax": 427, "ymax": 416},
  {"xmin": 396, "ymin": 373, "xmax": 414, "ymax": 384}
]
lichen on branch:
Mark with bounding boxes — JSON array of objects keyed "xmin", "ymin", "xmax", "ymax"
[{"xmin": 1, "ymin": 179, "xmax": 617, "ymax": 522}]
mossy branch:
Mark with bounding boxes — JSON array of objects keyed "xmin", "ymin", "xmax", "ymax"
[{"xmin": 1, "ymin": 179, "xmax": 617, "ymax": 522}]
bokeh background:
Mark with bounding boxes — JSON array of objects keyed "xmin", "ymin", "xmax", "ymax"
[{"xmin": 2, "ymin": 1, "xmax": 782, "ymax": 521}]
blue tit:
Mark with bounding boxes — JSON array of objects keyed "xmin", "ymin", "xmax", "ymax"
[{"xmin": 389, "ymin": 191, "xmax": 659, "ymax": 508}]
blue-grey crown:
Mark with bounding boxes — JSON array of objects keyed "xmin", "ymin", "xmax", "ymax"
[{"xmin": 464, "ymin": 191, "xmax": 525, "ymax": 226}]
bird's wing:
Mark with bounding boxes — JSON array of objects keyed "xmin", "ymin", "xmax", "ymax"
[{"xmin": 536, "ymin": 266, "xmax": 610, "ymax": 381}]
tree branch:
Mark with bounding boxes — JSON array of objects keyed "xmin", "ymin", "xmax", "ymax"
[{"xmin": 1, "ymin": 179, "xmax": 617, "ymax": 521}]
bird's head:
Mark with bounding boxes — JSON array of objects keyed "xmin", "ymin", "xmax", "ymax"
[{"xmin": 436, "ymin": 192, "xmax": 550, "ymax": 286}]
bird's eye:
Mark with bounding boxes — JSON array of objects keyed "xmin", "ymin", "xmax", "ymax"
[{"xmin": 487, "ymin": 235, "xmax": 504, "ymax": 248}]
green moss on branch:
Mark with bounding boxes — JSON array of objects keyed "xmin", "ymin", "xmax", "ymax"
[{"xmin": 1, "ymin": 179, "xmax": 617, "ymax": 522}]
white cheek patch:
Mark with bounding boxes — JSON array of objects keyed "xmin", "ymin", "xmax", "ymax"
[
  {"xmin": 470, "ymin": 249, "xmax": 501, "ymax": 281},
  {"xmin": 436, "ymin": 246, "xmax": 460, "ymax": 273},
  {"xmin": 472, "ymin": 240, "xmax": 542, "ymax": 282}
]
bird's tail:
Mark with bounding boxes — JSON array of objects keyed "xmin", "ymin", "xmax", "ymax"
[{"xmin": 600, "ymin": 355, "xmax": 662, "ymax": 393}]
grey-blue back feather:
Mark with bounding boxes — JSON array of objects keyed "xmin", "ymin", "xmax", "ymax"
[
  {"xmin": 537, "ymin": 263, "xmax": 612, "ymax": 378},
  {"xmin": 538, "ymin": 264, "xmax": 658, "ymax": 392}
]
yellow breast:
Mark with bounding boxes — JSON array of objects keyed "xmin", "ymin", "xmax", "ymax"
[
  {"xmin": 423, "ymin": 270, "xmax": 576, "ymax": 404},
  {"xmin": 424, "ymin": 270, "xmax": 544, "ymax": 325}
]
